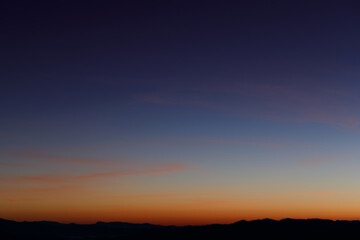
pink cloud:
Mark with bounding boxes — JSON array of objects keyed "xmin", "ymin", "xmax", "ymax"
[
  {"xmin": 21, "ymin": 185, "xmax": 81, "ymax": 193},
  {"xmin": 342, "ymin": 117, "xmax": 360, "ymax": 129},
  {"xmin": 297, "ymin": 153, "xmax": 358, "ymax": 167},
  {"xmin": 0, "ymin": 185, "xmax": 90, "ymax": 197},
  {"xmin": 6, "ymin": 198, "xmax": 41, "ymax": 203},
  {"xmin": 192, "ymin": 138, "xmax": 286, "ymax": 147},
  {"xmin": 2, "ymin": 148, "xmax": 118, "ymax": 166},
  {"xmin": 137, "ymin": 83, "xmax": 360, "ymax": 130},
  {"xmin": 298, "ymin": 156, "xmax": 335, "ymax": 167},
  {"xmin": 2, "ymin": 163, "xmax": 191, "ymax": 184},
  {"xmin": 102, "ymin": 193, "xmax": 175, "ymax": 200},
  {"xmin": 307, "ymin": 191, "xmax": 340, "ymax": 195},
  {"xmin": 74, "ymin": 163, "xmax": 189, "ymax": 181}
]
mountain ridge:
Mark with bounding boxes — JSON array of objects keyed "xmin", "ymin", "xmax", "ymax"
[{"xmin": 1, "ymin": 217, "xmax": 360, "ymax": 239}]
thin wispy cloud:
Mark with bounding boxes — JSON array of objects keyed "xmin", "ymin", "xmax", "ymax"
[
  {"xmin": 139, "ymin": 82, "xmax": 360, "ymax": 130},
  {"xmin": 298, "ymin": 155, "xmax": 346, "ymax": 167},
  {"xmin": 192, "ymin": 138, "xmax": 286, "ymax": 147},
  {"xmin": 101, "ymin": 193, "xmax": 176, "ymax": 200},
  {"xmin": 1, "ymin": 148, "xmax": 119, "ymax": 166},
  {"xmin": 6, "ymin": 198, "xmax": 41, "ymax": 203},
  {"xmin": 1, "ymin": 163, "xmax": 192, "ymax": 184},
  {"xmin": 0, "ymin": 185, "xmax": 81, "ymax": 194},
  {"xmin": 307, "ymin": 191, "xmax": 340, "ymax": 195}
]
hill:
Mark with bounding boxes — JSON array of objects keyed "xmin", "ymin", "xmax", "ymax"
[{"xmin": 1, "ymin": 218, "xmax": 359, "ymax": 239}]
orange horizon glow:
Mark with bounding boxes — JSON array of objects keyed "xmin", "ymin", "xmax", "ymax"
[
  {"xmin": 3, "ymin": 154, "xmax": 360, "ymax": 226},
  {"xmin": 3, "ymin": 185, "xmax": 360, "ymax": 226}
]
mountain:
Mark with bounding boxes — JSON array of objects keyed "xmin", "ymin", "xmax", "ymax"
[{"xmin": 1, "ymin": 218, "xmax": 359, "ymax": 239}]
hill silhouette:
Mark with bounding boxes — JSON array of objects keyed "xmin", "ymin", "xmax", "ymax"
[{"xmin": 1, "ymin": 217, "xmax": 360, "ymax": 239}]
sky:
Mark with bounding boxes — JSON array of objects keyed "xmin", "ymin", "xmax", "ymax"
[{"xmin": 1, "ymin": 0, "xmax": 360, "ymax": 225}]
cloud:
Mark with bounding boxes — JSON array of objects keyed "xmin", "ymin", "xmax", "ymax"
[
  {"xmin": 307, "ymin": 191, "xmax": 339, "ymax": 195},
  {"xmin": 298, "ymin": 156, "xmax": 336, "ymax": 167},
  {"xmin": 297, "ymin": 153, "xmax": 358, "ymax": 167},
  {"xmin": 341, "ymin": 117, "xmax": 360, "ymax": 129},
  {"xmin": 192, "ymin": 138, "xmax": 286, "ymax": 147},
  {"xmin": 138, "ymin": 82, "xmax": 360, "ymax": 130},
  {"xmin": 0, "ymin": 185, "xmax": 90, "ymax": 200},
  {"xmin": 102, "ymin": 193, "xmax": 175, "ymax": 200},
  {"xmin": 21, "ymin": 185, "xmax": 80, "ymax": 193},
  {"xmin": 74, "ymin": 163, "xmax": 189, "ymax": 181},
  {"xmin": 295, "ymin": 110, "xmax": 360, "ymax": 130},
  {"xmin": 1, "ymin": 148, "xmax": 118, "ymax": 166},
  {"xmin": 116, "ymin": 136, "xmax": 288, "ymax": 150},
  {"xmin": 1, "ymin": 163, "xmax": 191, "ymax": 184},
  {"xmin": 6, "ymin": 198, "xmax": 41, "ymax": 203}
]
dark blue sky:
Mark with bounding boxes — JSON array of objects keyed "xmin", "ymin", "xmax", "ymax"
[{"xmin": 2, "ymin": 1, "xmax": 360, "ymax": 116}]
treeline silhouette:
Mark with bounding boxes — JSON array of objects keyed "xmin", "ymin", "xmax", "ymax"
[{"xmin": 1, "ymin": 217, "xmax": 359, "ymax": 239}]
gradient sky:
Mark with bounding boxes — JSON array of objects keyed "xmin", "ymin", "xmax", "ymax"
[{"xmin": 1, "ymin": 0, "xmax": 360, "ymax": 225}]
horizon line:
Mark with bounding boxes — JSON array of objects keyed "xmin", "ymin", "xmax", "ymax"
[{"xmin": 3, "ymin": 217, "xmax": 360, "ymax": 227}]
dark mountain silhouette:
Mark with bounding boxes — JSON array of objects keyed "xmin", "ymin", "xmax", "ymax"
[{"xmin": 1, "ymin": 217, "xmax": 359, "ymax": 239}]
